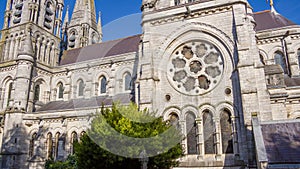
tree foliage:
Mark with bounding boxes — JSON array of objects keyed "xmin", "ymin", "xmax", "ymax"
[{"xmin": 46, "ymin": 103, "xmax": 184, "ymax": 169}]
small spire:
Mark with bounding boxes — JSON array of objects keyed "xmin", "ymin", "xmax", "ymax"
[
  {"xmin": 19, "ymin": 29, "xmax": 34, "ymax": 57},
  {"xmin": 62, "ymin": 6, "xmax": 69, "ymax": 29},
  {"xmin": 97, "ymin": 11, "xmax": 102, "ymax": 41}
]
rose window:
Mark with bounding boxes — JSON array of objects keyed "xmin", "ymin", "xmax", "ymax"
[{"xmin": 167, "ymin": 41, "xmax": 224, "ymax": 95}]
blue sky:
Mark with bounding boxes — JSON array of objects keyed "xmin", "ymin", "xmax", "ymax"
[{"xmin": 0, "ymin": 0, "xmax": 300, "ymax": 41}]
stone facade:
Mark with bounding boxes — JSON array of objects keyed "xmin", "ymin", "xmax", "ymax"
[{"xmin": 0, "ymin": 0, "xmax": 300, "ymax": 168}]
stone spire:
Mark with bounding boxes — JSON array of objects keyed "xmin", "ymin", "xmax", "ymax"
[
  {"xmin": 70, "ymin": 0, "xmax": 97, "ymax": 29},
  {"xmin": 62, "ymin": 6, "xmax": 70, "ymax": 30},
  {"xmin": 97, "ymin": 11, "xmax": 103, "ymax": 42}
]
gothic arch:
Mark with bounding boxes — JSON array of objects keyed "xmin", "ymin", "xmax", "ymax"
[
  {"xmin": 52, "ymin": 127, "xmax": 64, "ymax": 135},
  {"xmin": 0, "ymin": 75, "xmax": 13, "ymax": 87},
  {"xmin": 115, "ymin": 67, "xmax": 133, "ymax": 80},
  {"xmin": 67, "ymin": 127, "xmax": 80, "ymax": 138},
  {"xmin": 199, "ymin": 104, "xmax": 216, "ymax": 117},
  {"xmin": 267, "ymin": 46, "xmax": 282, "ymax": 60},
  {"xmin": 215, "ymin": 102, "xmax": 234, "ymax": 118},
  {"xmin": 94, "ymin": 71, "xmax": 110, "ymax": 84},
  {"xmin": 181, "ymin": 105, "xmax": 198, "ymax": 118},
  {"xmin": 53, "ymin": 77, "xmax": 67, "ymax": 87},
  {"xmin": 73, "ymin": 75, "xmax": 87, "ymax": 84},
  {"xmin": 289, "ymin": 111, "xmax": 300, "ymax": 119},
  {"xmin": 163, "ymin": 107, "xmax": 181, "ymax": 121},
  {"xmin": 154, "ymin": 22, "xmax": 234, "ymax": 60},
  {"xmin": 29, "ymin": 128, "xmax": 39, "ymax": 137},
  {"xmin": 258, "ymin": 49, "xmax": 268, "ymax": 65}
]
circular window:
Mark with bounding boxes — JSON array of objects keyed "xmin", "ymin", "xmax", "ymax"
[{"xmin": 167, "ymin": 41, "xmax": 224, "ymax": 95}]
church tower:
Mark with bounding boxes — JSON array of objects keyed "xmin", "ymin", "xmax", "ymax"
[
  {"xmin": 66, "ymin": 0, "xmax": 101, "ymax": 49},
  {"xmin": 0, "ymin": 0, "xmax": 64, "ymax": 66},
  {"xmin": 1, "ymin": 28, "xmax": 35, "ymax": 169},
  {"xmin": 139, "ymin": 0, "xmax": 272, "ymax": 168}
]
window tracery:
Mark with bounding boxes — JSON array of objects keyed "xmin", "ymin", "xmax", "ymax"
[
  {"xmin": 274, "ymin": 51, "xmax": 287, "ymax": 74},
  {"xmin": 167, "ymin": 41, "xmax": 224, "ymax": 95},
  {"xmin": 99, "ymin": 76, "xmax": 107, "ymax": 94}
]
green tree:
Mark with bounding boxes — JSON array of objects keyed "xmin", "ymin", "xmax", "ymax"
[
  {"xmin": 79, "ymin": 103, "xmax": 184, "ymax": 169},
  {"xmin": 46, "ymin": 103, "xmax": 184, "ymax": 169},
  {"xmin": 45, "ymin": 155, "xmax": 77, "ymax": 169}
]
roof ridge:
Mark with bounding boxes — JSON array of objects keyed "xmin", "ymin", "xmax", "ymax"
[{"xmin": 253, "ymin": 10, "xmax": 271, "ymax": 15}]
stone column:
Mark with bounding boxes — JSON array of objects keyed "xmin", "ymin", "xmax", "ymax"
[
  {"xmin": 231, "ymin": 115, "xmax": 240, "ymax": 157},
  {"xmin": 45, "ymin": 43, "xmax": 51, "ymax": 64},
  {"xmin": 35, "ymin": 38, "xmax": 41, "ymax": 60},
  {"xmin": 13, "ymin": 37, "xmax": 21, "ymax": 60},
  {"xmin": 9, "ymin": 37, "xmax": 15, "ymax": 60},
  {"xmin": 196, "ymin": 118, "xmax": 203, "ymax": 159},
  {"xmin": 40, "ymin": 41, "xmax": 46, "ymax": 63},
  {"xmin": 214, "ymin": 117, "xmax": 221, "ymax": 160},
  {"xmin": 4, "ymin": 38, "xmax": 11, "ymax": 61},
  {"xmin": 179, "ymin": 120, "xmax": 186, "ymax": 154}
]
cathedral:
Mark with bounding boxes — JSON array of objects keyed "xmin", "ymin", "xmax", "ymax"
[{"xmin": 0, "ymin": 0, "xmax": 300, "ymax": 168}]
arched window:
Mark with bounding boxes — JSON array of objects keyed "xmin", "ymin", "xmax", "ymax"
[
  {"xmin": 46, "ymin": 133, "xmax": 53, "ymax": 159},
  {"xmin": 80, "ymin": 131, "xmax": 86, "ymax": 138},
  {"xmin": 124, "ymin": 73, "xmax": 131, "ymax": 91},
  {"xmin": 259, "ymin": 54, "xmax": 265, "ymax": 65},
  {"xmin": 57, "ymin": 82, "xmax": 64, "ymax": 99},
  {"xmin": 203, "ymin": 110, "xmax": 214, "ymax": 154},
  {"xmin": 168, "ymin": 113, "xmax": 179, "ymax": 129},
  {"xmin": 186, "ymin": 112, "xmax": 197, "ymax": 154},
  {"xmin": 29, "ymin": 133, "xmax": 37, "ymax": 157},
  {"xmin": 78, "ymin": 79, "xmax": 84, "ymax": 97},
  {"xmin": 70, "ymin": 132, "xmax": 78, "ymax": 154},
  {"xmin": 274, "ymin": 51, "xmax": 287, "ymax": 74},
  {"xmin": 99, "ymin": 76, "xmax": 107, "ymax": 94},
  {"xmin": 34, "ymin": 84, "xmax": 40, "ymax": 101},
  {"xmin": 220, "ymin": 109, "xmax": 233, "ymax": 154},
  {"xmin": 54, "ymin": 132, "xmax": 60, "ymax": 159},
  {"xmin": 6, "ymin": 82, "xmax": 13, "ymax": 107},
  {"xmin": 297, "ymin": 48, "xmax": 300, "ymax": 69}
]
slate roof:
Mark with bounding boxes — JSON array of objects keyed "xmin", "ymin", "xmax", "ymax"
[
  {"xmin": 37, "ymin": 93, "xmax": 133, "ymax": 112},
  {"xmin": 253, "ymin": 10, "xmax": 296, "ymax": 31},
  {"xmin": 284, "ymin": 76, "xmax": 300, "ymax": 87},
  {"xmin": 260, "ymin": 121, "xmax": 300, "ymax": 164},
  {"xmin": 60, "ymin": 34, "xmax": 141, "ymax": 65}
]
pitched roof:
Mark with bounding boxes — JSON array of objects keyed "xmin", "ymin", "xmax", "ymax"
[
  {"xmin": 253, "ymin": 10, "xmax": 296, "ymax": 31},
  {"xmin": 284, "ymin": 76, "xmax": 300, "ymax": 87},
  {"xmin": 37, "ymin": 93, "xmax": 133, "ymax": 112},
  {"xmin": 60, "ymin": 34, "xmax": 141, "ymax": 65},
  {"xmin": 260, "ymin": 121, "xmax": 300, "ymax": 164}
]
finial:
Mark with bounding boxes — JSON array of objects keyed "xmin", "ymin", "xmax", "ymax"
[
  {"xmin": 269, "ymin": 0, "xmax": 278, "ymax": 14},
  {"xmin": 62, "ymin": 6, "xmax": 70, "ymax": 29}
]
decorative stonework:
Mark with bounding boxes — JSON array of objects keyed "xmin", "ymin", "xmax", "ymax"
[
  {"xmin": 167, "ymin": 41, "xmax": 224, "ymax": 95},
  {"xmin": 150, "ymin": 6, "xmax": 232, "ymax": 26}
]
